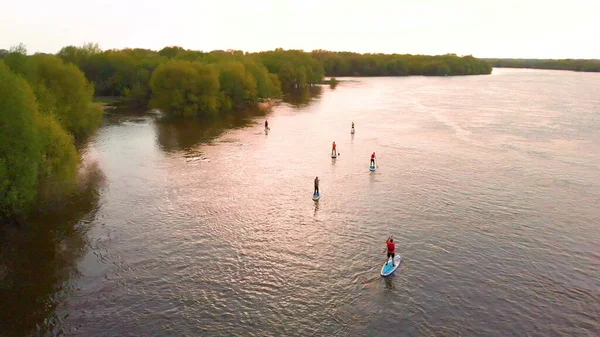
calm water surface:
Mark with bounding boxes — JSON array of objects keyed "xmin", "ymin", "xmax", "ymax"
[{"xmin": 2, "ymin": 69, "xmax": 599, "ymax": 337}]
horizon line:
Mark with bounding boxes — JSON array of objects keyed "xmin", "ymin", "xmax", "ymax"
[{"xmin": 3, "ymin": 43, "xmax": 600, "ymax": 61}]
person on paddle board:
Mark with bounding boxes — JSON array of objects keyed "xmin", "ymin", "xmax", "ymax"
[
  {"xmin": 370, "ymin": 152, "xmax": 376, "ymax": 167},
  {"xmin": 331, "ymin": 141, "xmax": 337, "ymax": 156},
  {"xmin": 351, "ymin": 122, "xmax": 355, "ymax": 129},
  {"xmin": 314, "ymin": 176, "xmax": 320, "ymax": 195},
  {"xmin": 265, "ymin": 120, "xmax": 269, "ymax": 130},
  {"xmin": 384, "ymin": 237, "xmax": 396, "ymax": 266}
]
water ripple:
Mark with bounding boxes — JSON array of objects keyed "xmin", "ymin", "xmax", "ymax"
[{"xmin": 55, "ymin": 70, "xmax": 600, "ymax": 337}]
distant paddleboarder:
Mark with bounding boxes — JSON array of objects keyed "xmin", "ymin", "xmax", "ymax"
[{"xmin": 331, "ymin": 141, "xmax": 337, "ymax": 156}]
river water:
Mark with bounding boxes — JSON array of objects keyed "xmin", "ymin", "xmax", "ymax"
[{"xmin": 1, "ymin": 69, "xmax": 599, "ymax": 337}]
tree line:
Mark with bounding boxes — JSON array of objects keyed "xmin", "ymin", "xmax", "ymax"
[
  {"xmin": 312, "ymin": 51, "xmax": 492, "ymax": 76},
  {"xmin": 52, "ymin": 44, "xmax": 492, "ymax": 114},
  {"xmin": 483, "ymin": 58, "xmax": 600, "ymax": 72}
]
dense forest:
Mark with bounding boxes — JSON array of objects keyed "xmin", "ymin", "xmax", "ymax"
[
  {"xmin": 484, "ymin": 58, "xmax": 600, "ymax": 72},
  {"xmin": 0, "ymin": 43, "xmax": 493, "ymax": 221}
]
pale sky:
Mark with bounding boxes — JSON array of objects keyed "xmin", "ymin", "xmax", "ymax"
[{"xmin": 1, "ymin": 0, "xmax": 599, "ymax": 58}]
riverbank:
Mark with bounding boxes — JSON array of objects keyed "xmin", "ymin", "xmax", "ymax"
[{"xmin": 484, "ymin": 58, "xmax": 600, "ymax": 72}]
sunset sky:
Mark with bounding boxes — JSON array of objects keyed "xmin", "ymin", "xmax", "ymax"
[{"xmin": 2, "ymin": 0, "xmax": 599, "ymax": 58}]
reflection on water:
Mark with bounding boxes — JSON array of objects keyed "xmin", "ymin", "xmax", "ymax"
[
  {"xmin": 383, "ymin": 277, "xmax": 395, "ymax": 290},
  {"xmin": 152, "ymin": 87, "xmax": 323, "ymax": 153},
  {"xmin": 155, "ymin": 115, "xmax": 249, "ymax": 153},
  {"xmin": 154, "ymin": 108, "xmax": 274, "ymax": 153},
  {"xmin": 100, "ymin": 107, "xmax": 149, "ymax": 128},
  {"xmin": 0, "ymin": 162, "xmax": 105, "ymax": 337},
  {"xmin": 283, "ymin": 86, "xmax": 323, "ymax": 108}
]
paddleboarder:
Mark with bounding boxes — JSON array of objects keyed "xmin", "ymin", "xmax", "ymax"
[{"xmin": 383, "ymin": 237, "xmax": 396, "ymax": 266}]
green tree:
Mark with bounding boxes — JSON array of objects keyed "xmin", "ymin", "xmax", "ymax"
[
  {"xmin": 158, "ymin": 46, "xmax": 186, "ymax": 59},
  {"xmin": 35, "ymin": 114, "xmax": 79, "ymax": 197},
  {"xmin": 267, "ymin": 73, "xmax": 282, "ymax": 97},
  {"xmin": 21, "ymin": 54, "xmax": 103, "ymax": 140},
  {"xmin": 307, "ymin": 58, "xmax": 325, "ymax": 84},
  {"xmin": 3, "ymin": 44, "xmax": 29, "ymax": 75},
  {"xmin": 0, "ymin": 63, "xmax": 42, "ymax": 218},
  {"xmin": 329, "ymin": 77, "xmax": 339, "ymax": 89},
  {"xmin": 278, "ymin": 62, "xmax": 297, "ymax": 88},
  {"xmin": 57, "ymin": 42, "xmax": 101, "ymax": 67},
  {"xmin": 216, "ymin": 61, "xmax": 257, "ymax": 109},
  {"xmin": 1, "ymin": 47, "xmax": 102, "ymax": 221},
  {"xmin": 243, "ymin": 60, "xmax": 282, "ymax": 98},
  {"xmin": 150, "ymin": 60, "xmax": 220, "ymax": 117}
]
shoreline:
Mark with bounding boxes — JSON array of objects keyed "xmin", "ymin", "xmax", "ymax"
[
  {"xmin": 483, "ymin": 58, "xmax": 600, "ymax": 73},
  {"xmin": 486, "ymin": 65, "xmax": 600, "ymax": 73}
]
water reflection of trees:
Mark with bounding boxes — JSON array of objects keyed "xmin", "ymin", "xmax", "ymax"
[
  {"xmin": 282, "ymin": 86, "xmax": 323, "ymax": 109},
  {"xmin": 152, "ymin": 86, "xmax": 323, "ymax": 153},
  {"xmin": 154, "ymin": 109, "xmax": 262, "ymax": 153},
  {"xmin": 0, "ymin": 162, "xmax": 105, "ymax": 337}
]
